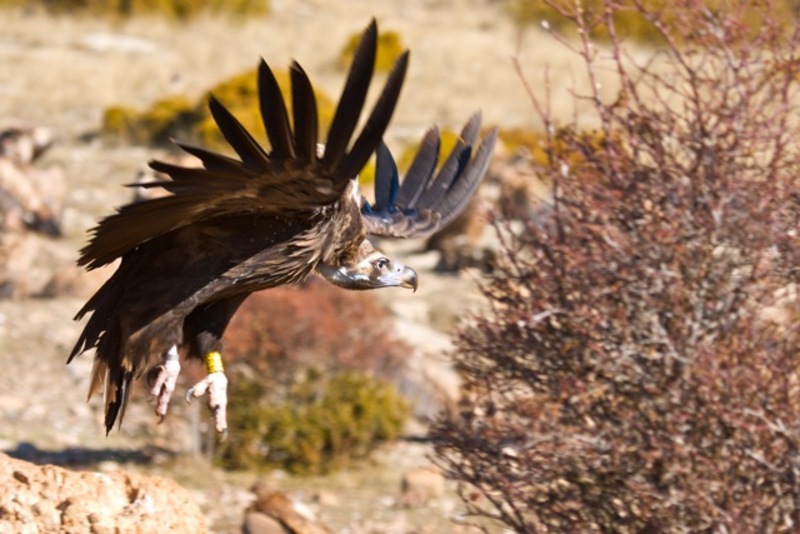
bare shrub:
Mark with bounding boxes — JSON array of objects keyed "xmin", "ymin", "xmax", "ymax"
[{"xmin": 431, "ymin": 1, "xmax": 800, "ymax": 531}]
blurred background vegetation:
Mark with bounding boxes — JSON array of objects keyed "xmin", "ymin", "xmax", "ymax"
[
  {"xmin": 509, "ymin": 0, "xmax": 799, "ymax": 42},
  {"xmin": 0, "ymin": 0, "xmax": 269, "ymax": 19},
  {"xmin": 102, "ymin": 68, "xmax": 336, "ymax": 151},
  {"xmin": 198, "ymin": 280, "xmax": 412, "ymax": 474}
]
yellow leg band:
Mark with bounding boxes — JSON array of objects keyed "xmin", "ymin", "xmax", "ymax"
[{"xmin": 205, "ymin": 351, "xmax": 224, "ymax": 374}]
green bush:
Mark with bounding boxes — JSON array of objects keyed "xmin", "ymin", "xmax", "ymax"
[
  {"xmin": 185, "ymin": 282, "xmax": 413, "ymax": 474},
  {"xmin": 103, "ymin": 95, "xmax": 197, "ymax": 146},
  {"xmin": 219, "ymin": 371, "xmax": 409, "ymax": 474},
  {"xmin": 102, "ymin": 67, "xmax": 335, "ymax": 152}
]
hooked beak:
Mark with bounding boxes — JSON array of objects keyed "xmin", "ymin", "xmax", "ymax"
[
  {"xmin": 399, "ymin": 265, "xmax": 418, "ymax": 292},
  {"xmin": 317, "ymin": 261, "xmax": 419, "ymax": 292}
]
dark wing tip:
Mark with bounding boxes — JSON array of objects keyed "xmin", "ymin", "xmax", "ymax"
[
  {"xmin": 322, "ymin": 18, "xmax": 380, "ymax": 171},
  {"xmin": 397, "ymin": 126, "xmax": 440, "ymax": 209},
  {"xmin": 433, "ymin": 125, "xmax": 498, "ymax": 228},
  {"xmin": 258, "ymin": 58, "xmax": 296, "ymax": 160},
  {"xmin": 362, "ymin": 116, "xmax": 498, "ymax": 239},
  {"xmin": 289, "ymin": 60, "xmax": 318, "ymax": 163},
  {"xmin": 366, "ymin": 16, "xmax": 378, "ymax": 34},
  {"xmin": 459, "ymin": 111, "xmax": 482, "ymax": 147},
  {"xmin": 104, "ymin": 370, "xmax": 133, "ymax": 434},
  {"xmin": 373, "ymin": 142, "xmax": 400, "ymax": 211},
  {"xmin": 337, "ymin": 49, "xmax": 409, "ymax": 182},
  {"xmin": 207, "ymin": 94, "xmax": 270, "ymax": 172},
  {"xmin": 415, "ymin": 137, "xmax": 467, "ymax": 210}
]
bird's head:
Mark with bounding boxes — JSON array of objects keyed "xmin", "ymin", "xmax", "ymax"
[{"xmin": 317, "ymin": 241, "xmax": 418, "ymax": 292}]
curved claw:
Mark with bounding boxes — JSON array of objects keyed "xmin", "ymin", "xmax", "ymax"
[
  {"xmin": 185, "ymin": 371, "xmax": 229, "ymax": 434},
  {"xmin": 148, "ymin": 351, "xmax": 181, "ymax": 421}
]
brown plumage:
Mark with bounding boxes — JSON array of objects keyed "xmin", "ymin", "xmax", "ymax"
[{"xmin": 68, "ymin": 19, "xmax": 497, "ymax": 434}]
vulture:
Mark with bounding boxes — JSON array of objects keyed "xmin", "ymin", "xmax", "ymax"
[{"xmin": 69, "ymin": 19, "xmax": 497, "ymax": 435}]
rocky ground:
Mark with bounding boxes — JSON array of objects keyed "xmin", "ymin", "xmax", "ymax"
[{"xmin": 0, "ymin": 1, "xmax": 574, "ymax": 531}]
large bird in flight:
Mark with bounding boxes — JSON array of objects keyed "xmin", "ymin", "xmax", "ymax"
[{"xmin": 69, "ymin": 19, "xmax": 497, "ymax": 435}]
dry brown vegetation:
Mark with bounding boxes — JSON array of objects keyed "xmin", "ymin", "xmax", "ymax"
[
  {"xmin": 210, "ymin": 280, "xmax": 411, "ymax": 474},
  {"xmin": 432, "ymin": 0, "xmax": 800, "ymax": 531},
  {"xmin": 508, "ymin": 0, "xmax": 799, "ymax": 43},
  {"xmin": 223, "ymin": 279, "xmax": 410, "ymax": 382}
]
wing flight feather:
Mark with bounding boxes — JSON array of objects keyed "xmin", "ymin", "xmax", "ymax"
[
  {"xmin": 396, "ymin": 127, "xmax": 440, "ymax": 208},
  {"xmin": 78, "ymin": 18, "xmax": 407, "ymax": 271},
  {"xmin": 322, "ymin": 19, "xmax": 378, "ymax": 173},
  {"xmin": 361, "ymin": 112, "xmax": 497, "ymax": 239},
  {"xmin": 258, "ymin": 59, "xmax": 296, "ymax": 160},
  {"xmin": 337, "ymin": 52, "xmax": 409, "ymax": 182},
  {"xmin": 290, "ymin": 62, "xmax": 318, "ymax": 163},
  {"xmin": 207, "ymin": 95, "xmax": 271, "ymax": 172}
]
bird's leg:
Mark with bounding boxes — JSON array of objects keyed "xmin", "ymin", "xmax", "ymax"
[
  {"xmin": 185, "ymin": 350, "xmax": 228, "ymax": 436},
  {"xmin": 149, "ymin": 345, "xmax": 181, "ymax": 423}
]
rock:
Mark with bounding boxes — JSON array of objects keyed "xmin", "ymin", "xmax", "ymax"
[
  {"xmin": 311, "ymin": 490, "xmax": 340, "ymax": 507},
  {"xmin": 242, "ymin": 511, "xmax": 288, "ymax": 534},
  {"xmin": 38, "ymin": 262, "xmax": 117, "ymax": 299},
  {"xmin": 399, "ymin": 467, "xmax": 446, "ymax": 507},
  {"xmin": 0, "ymin": 125, "xmax": 64, "ymax": 237},
  {"xmin": 0, "ymin": 123, "xmax": 54, "ymax": 165},
  {"xmin": 245, "ymin": 481, "xmax": 331, "ymax": 534},
  {"xmin": 78, "ymin": 32, "xmax": 160, "ymax": 54},
  {"xmin": 0, "ymin": 452, "xmax": 207, "ymax": 533}
]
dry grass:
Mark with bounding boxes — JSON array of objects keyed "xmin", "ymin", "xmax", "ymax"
[{"xmin": 0, "ymin": 1, "xmax": 635, "ymax": 144}]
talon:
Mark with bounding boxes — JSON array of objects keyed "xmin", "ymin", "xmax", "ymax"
[
  {"xmin": 185, "ymin": 351, "xmax": 229, "ymax": 434},
  {"xmin": 148, "ymin": 346, "xmax": 180, "ymax": 420}
]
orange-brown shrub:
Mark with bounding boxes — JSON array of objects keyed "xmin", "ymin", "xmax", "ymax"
[
  {"xmin": 201, "ymin": 279, "xmax": 412, "ymax": 473},
  {"xmin": 432, "ymin": 1, "xmax": 800, "ymax": 531},
  {"xmin": 102, "ymin": 68, "xmax": 335, "ymax": 152},
  {"xmin": 222, "ymin": 278, "xmax": 409, "ymax": 381}
]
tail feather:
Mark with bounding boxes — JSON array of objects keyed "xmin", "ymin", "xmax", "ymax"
[
  {"xmin": 104, "ymin": 368, "xmax": 134, "ymax": 434},
  {"xmin": 84, "ymin": 313, "xmax": 133, "ymax": 433}
]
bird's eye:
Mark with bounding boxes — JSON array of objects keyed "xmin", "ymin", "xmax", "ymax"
[{"xmin": 375, "ymin": 257, "xmax": 389, "ymax": 270}]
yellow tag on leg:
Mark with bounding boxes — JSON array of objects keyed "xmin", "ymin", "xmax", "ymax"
[{"xmin": 205, "ymin": 351, "xmax": 224, "ymax": 374}]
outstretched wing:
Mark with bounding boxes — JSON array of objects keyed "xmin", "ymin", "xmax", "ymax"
[
  {"xmin": 361, "ymin": 112, "xmax": 498, "ymax": 238},
  {"xmin": 78, "ymin": 18, "xmax": 409, "ymax": 271}
]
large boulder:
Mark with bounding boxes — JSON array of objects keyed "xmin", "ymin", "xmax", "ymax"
[{"xmin": 0, "ymin": 452, "xmax": 206, "ymax": 533}]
